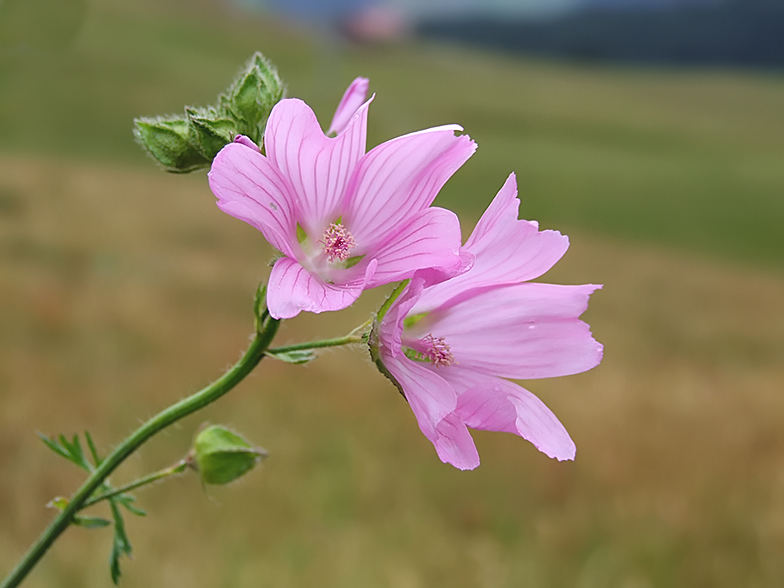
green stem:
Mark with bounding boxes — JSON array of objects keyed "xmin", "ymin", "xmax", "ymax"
[
  {"xmin": 376, "ymin": 280, "xmax": 408, "ymax": 324},
  {"xmin": 79, "ymin": 459, "xmax": 188, "ymax": 511},
  {"xmin": 266, "ymin": 319, "xmax": 372, "ymax": 355},
  {"xmin": 1, "ymin": 316, "xmax": 280, "ymax": 588}
]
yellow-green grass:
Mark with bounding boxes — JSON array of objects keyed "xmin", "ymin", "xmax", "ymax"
[{"xmin": 1, "ymin": 155, "xmax": 783, "ymax": 588}]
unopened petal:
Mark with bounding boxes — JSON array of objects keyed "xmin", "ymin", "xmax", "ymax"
[
  {"xmin": 328, "ymin": 77, "xmax": 370, "ymax": 136},
  {"xmin": 232, "ymin": 134, "xmax": 259, "ymax": 150}
]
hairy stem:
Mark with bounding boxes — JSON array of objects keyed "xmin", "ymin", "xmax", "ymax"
[
  {"xmin": 266, "ymin": 318, "xmax": 372, "ymax": 355},
  {"xmin": 79, "ymin": 459, "xmax": 189, "ymax": 511},
  {"xmin": 1, "ymin": 315, "xmax": 280, "ymax": 588}
]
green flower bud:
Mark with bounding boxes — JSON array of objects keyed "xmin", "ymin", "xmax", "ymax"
[
  {"xmin": 220, "ymin": 52, "xmax": 284, "ymax": 144},
  {"xmin": 133, "ymin": 116, "xmax": 210, "ymax": 173},
  {"xmin": 189, "ymin": 425, "xmax": 267, "ymax": 485},
  {"xmin": 185, "ymin": 107, "xmax": 236, "ymax": 160}
]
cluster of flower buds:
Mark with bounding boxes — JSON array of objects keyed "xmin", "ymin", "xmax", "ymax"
[{"xmin": 134, "ymin": 52, "xmax": 283, "ymax": 173}]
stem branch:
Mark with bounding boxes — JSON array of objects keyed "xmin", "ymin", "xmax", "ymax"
[
  {"xmin": 79, "ymin": 459, "xmax": 189, "ymax": 510},
  {"xmin": 267, "ymin": 318, "xmax": 372, "ymax": 355}
]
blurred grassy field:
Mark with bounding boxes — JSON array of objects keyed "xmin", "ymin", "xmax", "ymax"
[{"xmin": 2, "ymin": 1, "xmax": 784, "ymax": 587}]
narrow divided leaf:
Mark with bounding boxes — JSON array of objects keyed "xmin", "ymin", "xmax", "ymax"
[
  {"xmin": 39, "ymin": 432, "xmax": 94, "ymax": 472},
  {"xmin": 115, "ymin": 494, "xmax": 147, "ymax": 517},
  {"xmin": 109, "ymin": 499, "xmax": 133, "ymax": 585},
  {"xmin": 74, "ymin": 515, "xmax": 111, "ymax": 529},
  {"xmin": 38, "ymin": 433, "xmax": 72, "ymax": 461},
  {"xmin": 47, "ymin": 496, "xmax": 110, "ymax": 529},
  {"xmin": 84, "ymin": 431, "xmax": 102, "ymax": 466}
]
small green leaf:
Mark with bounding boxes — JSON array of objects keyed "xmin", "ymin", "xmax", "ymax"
[
  {"xmin": 47, "ymin": 497, "xmax": 110, "ymax": 528},
  {"xmin": 84, "ymin": 431, "xmax": 102, "ymax": 466},
  {"xmin": 40, "ymin": 432, "xmax": 93, "ymax": 472},
  {"xmin": 74, "ymin": 515, "xmax": 111, "ymax": 529},
  {"xmin": 266, "ymin": 349, "xmax": 316, "ymax": 364},
  {"xmin": 47, "ymin": 496, "xmax": 70, "ymax": 511},
  {"xmin": 66, "ymin": 434, "xmax": 92, "ymax": 472},
  {"xmin": 109, "ymin": 499, "xmax": 133, "ymax": 584},
  {"xmin": 115, "ymin": 494, "xmax": 147, "ymax": 517},
  {"xmin": 38, "ymin": 433, "xmax": 71, "ymax": 460}
]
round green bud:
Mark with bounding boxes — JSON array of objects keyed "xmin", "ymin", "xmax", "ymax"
[{"xmin": 189, "ymin": 425, "xmax": 267, "ymax": 485}]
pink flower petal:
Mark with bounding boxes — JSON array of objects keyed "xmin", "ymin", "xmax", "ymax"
[
  {"xmin": 414, "ymin": 174, "xmax": 569, "ymax": 313},
  {"xmin": 328, "ymin": 77, "xmax": 370, "ymax": 136},
  {"xmin": 441, "ymin": 368, "xmax": 576, "ymax": 461},
  {"xmin": 264, "ymin": 98, "xmax": 369, "ymax": 233},
  {"xmin": 344, "ymin": 126, "xmax": 476, "ymax": 249},
  {"xmin": 381, "ymin": 351, "xmax": 479, "ymax": 470},
  {"xmin": 432, "ymin": 412, "xmax": 481, "ymax": 470},
  {"xmin": 208, "ymin": 143, "xmax": 297, "ymax": 257},
  {"xmin": 411, "ymin": 283, "xmax": 603, "ymax": 379},
  {"xmin": 364, "ymin": 207, "xmax": 464, "ymax": 288},
  {"xmin": 267, "ymin": 257, "xmax": 372, "ymax": 319}
]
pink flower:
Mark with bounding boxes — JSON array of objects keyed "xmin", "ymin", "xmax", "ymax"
[
  {"xmin": 208, "ymin": 78, "xmax": 476, "ymax": 319},
  {"xmin": 372, "ymin": 174, "xmax": 603, "ymax": 470}
]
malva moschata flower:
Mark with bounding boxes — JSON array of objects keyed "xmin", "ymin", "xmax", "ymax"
[
  {"xmin": 371, "ymin": 173, "xmax": 603, "ymax": 470},
  {"xmin": 208, "ymin": 77, "xmax": 476, "ymax": 319}
]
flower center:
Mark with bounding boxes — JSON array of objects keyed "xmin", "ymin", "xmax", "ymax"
[
  {"xmin": 320, "ymin": 222, "xmax": 356, "ymax": 263},
  {"xmin": 422, "ymin": 334, "xmax": 455, "ymax": 368}
]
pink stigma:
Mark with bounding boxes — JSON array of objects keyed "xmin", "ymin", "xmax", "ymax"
[
  {"xmin": 320, "ymin": 223, "xmax": 356, "ymax": 262},
  {"xmin": 423, "ymin": 334, "xmax": 455, "ymax": 368}
]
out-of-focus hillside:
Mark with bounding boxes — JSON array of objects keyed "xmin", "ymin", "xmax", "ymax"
[{"xmin": 419, "ymin": 1, "xmax": 784, "ymax": 68}]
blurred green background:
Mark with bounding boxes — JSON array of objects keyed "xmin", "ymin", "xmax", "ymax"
[{"xmin": 1, "ymin": 0, "xmax": 783, "ymax": 587}]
